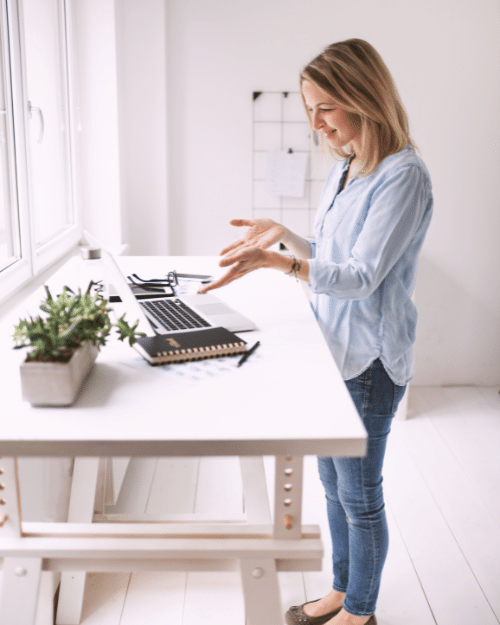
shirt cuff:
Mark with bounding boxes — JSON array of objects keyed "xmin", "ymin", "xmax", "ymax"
[{"xmin": 307, "ymin": 258, "xmax": 328, "ymax": 293}]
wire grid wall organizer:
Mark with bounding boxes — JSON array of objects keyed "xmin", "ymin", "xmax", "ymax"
[{"xmin": 252, "ymin": 91, "xmax": 332, "ymax": 239}]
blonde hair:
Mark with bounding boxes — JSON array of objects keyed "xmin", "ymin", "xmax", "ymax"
[{"xmin": 301, "ymin": 39, "xmax": 415, "ymax": 176}]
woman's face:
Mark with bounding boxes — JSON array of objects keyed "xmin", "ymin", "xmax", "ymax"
[{"xmin": 302, "ymin": 80, "xmax": 361, "ymax": 153}]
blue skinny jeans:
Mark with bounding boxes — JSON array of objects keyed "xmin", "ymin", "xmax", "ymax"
[{"xmin": 317, "ymin": 358, "xmax": 406, "ymax": 617}]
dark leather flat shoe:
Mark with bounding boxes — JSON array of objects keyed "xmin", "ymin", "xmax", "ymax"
[{"xmin": 285, "ymin": 599, "xmax": 342, "ymax": 625}]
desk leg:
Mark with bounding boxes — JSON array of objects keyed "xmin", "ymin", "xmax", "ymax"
[
  {"xmin": 0, "ymin": 458, "xmax": 22, "ymax": 538},
  {"xmin": 56, "ymin": 458, "xmax": 101, "ymax": 625},
  {"xmin": 240, "ymin": 558, "xmax": 283, "ymax": 625},
  {"xmin": 0, "ymin": 557, "xmax": 43, "ymax": 625},
  {"xmin": 274, "ymin": 455, "xmax": 303, "ymax": 539},
  {"xmin": 240, "ymin": 455, "xmax": 305, "ymax": 624},
  {"xmin": 0, "ymin": 458, "xmax": 43, "ymax": 624}
]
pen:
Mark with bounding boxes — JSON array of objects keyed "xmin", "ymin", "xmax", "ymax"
[{"xmin": 237, "ymin": 341, "xmax": 260, "ymax": 367}]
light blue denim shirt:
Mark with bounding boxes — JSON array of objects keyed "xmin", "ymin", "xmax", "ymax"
[{"xmin": 306, "ymin": 145, "xmax": 433, "ymax": 385}]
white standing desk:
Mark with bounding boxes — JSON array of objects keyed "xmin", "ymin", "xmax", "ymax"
[{"xmin": 0, "ymin": 256, "xmax": 366, "ymax": 625}]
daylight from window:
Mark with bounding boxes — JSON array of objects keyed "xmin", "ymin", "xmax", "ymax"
[
  {"xmin": 0, "ymin": 18, "xmax": 21, "ymax": 272},
  {"xmin": 23, "ymin": 0, "xmax": 74, "ymax": 246}
]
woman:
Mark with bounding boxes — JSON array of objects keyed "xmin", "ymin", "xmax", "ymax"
[{"xmin": 199, "ymin": 39, "xmax": 432, "ymax": 625}]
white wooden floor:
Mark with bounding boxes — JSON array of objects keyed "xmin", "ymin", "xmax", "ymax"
[{"xmin": 9, "ymin": 386, "xmax": 500, "ymax": 625}]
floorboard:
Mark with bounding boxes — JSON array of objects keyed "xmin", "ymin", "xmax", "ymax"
[
  {"xmin": 427, "ymin": 387, "xmax": 500, "ymax": 525},
  {"xmin": 392, "ymin": 390, "xmax": 500, "ymax": 619},
  {"xmin": 146, "ymin": 457, "xmax": 200, "ymax": 515},
  {"xmin": 79, "ymin": 573, "xmax": 130, "ymax": 625},
  {"xmin": 119, "ymin": 572, "xmax": 186, "ymax": 625},
  {"xmin": 182, "ymin": 572, "xmax": 245, "ymax": 625},
  {"xmin": 194, "ymin": 456, "xmax": 243, "ymax": 515},
  {"xmin": 385, "ymin": 400, "xmax": 499, "ymax": 624}
]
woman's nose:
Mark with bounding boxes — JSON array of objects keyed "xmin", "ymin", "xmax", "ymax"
[{"xmin": 312, "ymin": 110, "xmax": 324, "ymax": 130}]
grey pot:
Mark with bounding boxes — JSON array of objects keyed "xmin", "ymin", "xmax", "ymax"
[{"xmin": 20, "ymin": 341, "xmax": 99, "ymax": 407}]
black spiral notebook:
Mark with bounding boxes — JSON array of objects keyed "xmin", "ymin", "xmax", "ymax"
[{"xmin": 133, "ymin": 327, "xmax": 247, "ymax": 365}]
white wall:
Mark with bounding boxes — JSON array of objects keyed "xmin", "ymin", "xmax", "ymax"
[
  {"xmin": 72, "ymin": 0, "xmax": 169, "ymax": 256},
  {"xmin": 115, "ymin": 0, "xmax": 169, "ymax": 255},
  {"xmin": 73, "ymin": 0, "xmax": 125, "ymax": 251},
  {"xmin": 160, "ymin": 0, "xmax": 500, "ymax": 386}
]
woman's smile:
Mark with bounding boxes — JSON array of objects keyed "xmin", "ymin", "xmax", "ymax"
[{"xmin": 302, "ymin": 80, "xmax": 361, "ymax": 151}]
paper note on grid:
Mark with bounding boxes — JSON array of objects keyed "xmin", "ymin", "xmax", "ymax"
[{"xmin": 265, "ymin": 150, "xmax": 309, "ymax": 197}]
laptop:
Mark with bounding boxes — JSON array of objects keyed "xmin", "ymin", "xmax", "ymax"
[{"xmin": 84, "ymin": 232, "xmax": 256, "ymax": 336}]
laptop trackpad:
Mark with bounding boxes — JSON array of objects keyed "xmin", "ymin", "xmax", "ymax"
[
  {"xmin": 183, "ymin": 295, "xmax": 255, "ymax": 332},
  {"xmin": 195, "ymin": 302, "xmax": 234, "ymax": 316}
]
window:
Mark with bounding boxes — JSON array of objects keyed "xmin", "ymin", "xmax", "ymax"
[
  {"xmin": 0, "ymin": 3, "xmax": 21, "ymax": 273},
  {"xmin": 0, "ymin": 0, "xmax": 80, "ymax": 304}
]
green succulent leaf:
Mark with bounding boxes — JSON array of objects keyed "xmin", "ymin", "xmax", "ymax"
[{"xmin": 13, "ymin": 285, "xmax": 144, "ymax": 361}]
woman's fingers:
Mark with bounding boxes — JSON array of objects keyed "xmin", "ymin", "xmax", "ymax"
[
  {"xmin": 220, "ymin": 231, "xmax": 276, "ymax": 256},
  {"xmin": 220, "ymin": 238, "xmax": 246, "ymax": 256},
  {"xmin": 220, "ymin": 218, "xmax": 285, "ymax": 256},
  {"xmin": 219, "ymin": 252, "xmax": 244, "ymax": 267},
  {"xmin": 220, "ymin": 246, "xmax": 264, "ymax": 267},
  {"xmin": 197, "ymin": 248, "xmax": 265, "ymax": 294},
  {"xmin": 219, "ymin": 219, "xmax": 257, "ymax": 255},
  {"xmin": 197, "ymin": 262, "xmax": 247, "ymax": 294},
  {"xmin": 229, "ymin": 218, "xmax": 254, "ymax": 227},
  {"xmin": 197, "ymin": 273, "xmax": 233, "ymax": 294}
]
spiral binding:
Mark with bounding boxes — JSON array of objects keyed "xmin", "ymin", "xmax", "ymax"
[{"xmin": 154, "ymin": 341, "xmax": 247, "ymax": 363}]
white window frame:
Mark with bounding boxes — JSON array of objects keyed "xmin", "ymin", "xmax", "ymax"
[{"xmin": 0, "ymin": 0, "xmax": 81, "ymax": 305}]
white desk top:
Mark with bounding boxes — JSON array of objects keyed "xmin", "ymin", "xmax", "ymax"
[{"xmin": 1, "ymin": 256, "xmax": 366, "ymax": 458}]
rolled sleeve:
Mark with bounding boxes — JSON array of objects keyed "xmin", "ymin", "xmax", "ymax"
[{"xmin": 305, "ymin": 237, "xmax": 317, "ymax": 259}]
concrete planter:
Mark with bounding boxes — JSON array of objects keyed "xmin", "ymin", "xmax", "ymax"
[{"xmin": 20, "ymin": 342, "xmax": 99, "ymax": 407}]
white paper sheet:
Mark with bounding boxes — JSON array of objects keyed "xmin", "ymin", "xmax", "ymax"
[{"xmin": 264, "ymin": 150, "xmax": 309, "ymax": 198}]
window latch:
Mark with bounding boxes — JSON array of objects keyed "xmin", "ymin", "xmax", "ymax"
[{"xmin": 28, "ymin": 101, "xmax": 45, "ymax": 144}]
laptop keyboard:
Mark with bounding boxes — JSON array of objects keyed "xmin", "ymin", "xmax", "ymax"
[{"xmin": 140, "ymin": 298, "xmax": 211, "ymax": 332}]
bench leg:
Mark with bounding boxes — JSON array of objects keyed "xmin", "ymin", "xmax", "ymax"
[
  {"xmin": 240, "ymin": 558, "xmax": 283, "ymax": 625},
  {"xmin": 0, "ymin": 557, "xmax": 42, "ymax": 625}
]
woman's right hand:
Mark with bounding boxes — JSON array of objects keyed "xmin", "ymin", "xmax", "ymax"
[{"xmin": 220, "ymin": 219, "xmax": 287, "ymax": 256}]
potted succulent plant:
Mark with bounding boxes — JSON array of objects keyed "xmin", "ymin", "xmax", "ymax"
[{"xmin": 13, "ymin": 283, "xmax": 145, "ymax": 406}]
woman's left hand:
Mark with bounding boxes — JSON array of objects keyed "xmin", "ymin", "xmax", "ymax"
[{"xmin": 198, "ymin": 247, "xmax": 270, "ymax": 294}]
